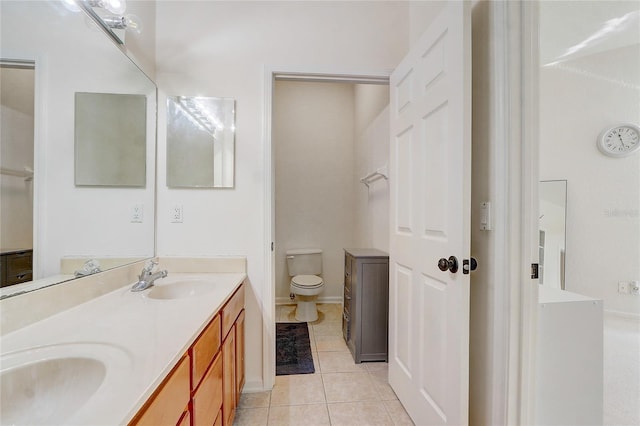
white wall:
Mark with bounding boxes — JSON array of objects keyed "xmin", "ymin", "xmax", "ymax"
[
  {"xmin": 539, "ymin": 46, "xmax": 640, "ymax": 315},
  {"xmin": 273, "ymin": 81, "xmax": 356, "ymax": 302},
  {"xmin": 354, "ymin": 84, "xmax": 390, "ymax": 252},
  {"xmin": 155, "ymin": 1, "xmax": 409, "ymax": 390},
  {"xmin": 0, "ymin": 68, "xmax": 34, "ymax": 250}
]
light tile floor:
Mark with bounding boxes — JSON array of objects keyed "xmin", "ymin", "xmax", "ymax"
[{"xmin": 234, "ymin": 304, "xmax": 414, "ymax": 426}]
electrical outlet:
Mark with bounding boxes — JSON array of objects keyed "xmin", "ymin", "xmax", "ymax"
[
  {"xmin": 131, "ymin": 204, "xmax": 143, "ymax": 223},
  {"xmin": 618, "ymin": 281, "xmax": 629, "ymax": 294},
  {"xmin": 629, "ymin": 281, "xmax": 640, "ymax": 296},
  {"xmin": 171, "ymin": 205, "xmax": 183, "ymax": 223}
]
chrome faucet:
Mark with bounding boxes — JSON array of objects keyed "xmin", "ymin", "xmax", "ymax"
[{"xmin": 131, "ymin": 260, "xmax": 168, "ymax": 292}]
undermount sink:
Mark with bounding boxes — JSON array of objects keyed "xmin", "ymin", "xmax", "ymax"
[
  {"xmin": 1, "ymin": 357, "xmax": 104, "ymax": 425},
  {"xmin": 0, "ymin": 343, "xmax": 131, "ymax": 425},
  {"xmin": 147, "ymin": 279, "xmax": 215, "ymax": 300}
]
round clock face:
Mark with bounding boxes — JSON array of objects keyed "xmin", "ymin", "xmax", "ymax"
[{"xmin": 597, "ymin": 124, "xmax": 640, "ymax": 157}]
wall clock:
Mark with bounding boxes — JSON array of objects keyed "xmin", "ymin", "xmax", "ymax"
[{"xmin": 597, "ymin": 123, "xmax": 640, "ymax": 157}]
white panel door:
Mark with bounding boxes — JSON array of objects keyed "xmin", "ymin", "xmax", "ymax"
[{"xmin": 388, "ymin": 2, "xmax": 471, "ymax": 425}]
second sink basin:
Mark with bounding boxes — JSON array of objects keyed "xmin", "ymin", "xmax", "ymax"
[
  {"xmin": 1, "ymin": 357, "xmax": 105, "ymax": 425},
  {"xmin": 147, "ymin": 279, "xmax": 215, "ymax": 300},
  {"xmin": 0, "ymin": 342, "xmax": 132, "ymax": 425}
]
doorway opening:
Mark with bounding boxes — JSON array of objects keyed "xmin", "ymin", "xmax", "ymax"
[
  {"xmin": 263, "ymin": 69, "xmax": 390, "ymax": 389},
  {"xmin": 0, "ymin": 60, "xmax": 35, "ymax": 289}
]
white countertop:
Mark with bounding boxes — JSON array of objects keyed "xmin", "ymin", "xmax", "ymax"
[
  {"xmin": 0, "ymin": 272, "xmax": 246, "ymax": 425},
  {"xmin": 538, "ymin": 284, "xmax": 600, "ymax": 304}
]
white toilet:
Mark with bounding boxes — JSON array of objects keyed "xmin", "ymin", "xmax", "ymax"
[{"xmin": 286, "ymin": 248, "xmax": 324, "ymax": 322}]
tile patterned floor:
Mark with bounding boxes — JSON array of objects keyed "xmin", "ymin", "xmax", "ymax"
[{"xmin": 234, "ymin": 304, "xmax": 414, "ymax": 426}]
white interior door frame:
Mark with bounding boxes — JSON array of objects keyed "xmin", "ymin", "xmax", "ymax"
[
  {"xmin": 491, "ymin": 1, "xmax": 539, "ymax": 423},
  {"xmin": 262, "ymin": 66, "xmax": 391, "ymax": 390}
]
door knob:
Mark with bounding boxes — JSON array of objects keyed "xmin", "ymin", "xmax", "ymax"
[
  {"xmin": 437, "ymin": 256, "xmax": 458, "ymax": 273},
  {"xmin": 463, "ymin": 257, "xmax": 478, "ymax": 274}
]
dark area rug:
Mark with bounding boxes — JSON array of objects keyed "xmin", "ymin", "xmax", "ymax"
[{"xmin": 276, "ymin": 322, "xmax": 315, "ymax": 375}]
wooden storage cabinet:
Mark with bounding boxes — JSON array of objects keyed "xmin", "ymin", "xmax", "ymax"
[
  {"xmin": 1, "ymin": 249, "xmax": 33, "ymax": 287},
  {"xmin": 130, "ymin": 282, "xmax": 245, "ymax": 426},
  {"xmin": 342, "ymin": 249, "xmax": 389, "ymax": 363}
]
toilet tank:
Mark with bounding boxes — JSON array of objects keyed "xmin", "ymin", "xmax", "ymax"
[{"xmin": 286, "ymin": 249, "xmax": 322, "ymax": 276}]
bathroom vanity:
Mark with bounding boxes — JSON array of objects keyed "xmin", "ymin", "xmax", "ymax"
[
  {"xmin": 0, "ymin": 259, "xmax": 246, "ymax": 426},
  {"xmin": 342, "ymin": 248, "xmax": 389, "ymax": 363},
  {"xmin": 130, "ymin": 283, "xmax": 245, "ymax": 426}
]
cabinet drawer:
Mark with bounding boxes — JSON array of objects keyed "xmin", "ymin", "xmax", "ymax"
[
  {"xmin": 222, "ymin": 284, "xmax": 244, "ymax": 339},
  {"xmin": 344, "ymin": 255, "xmax": 352, "ymax": 291},
  {"xmin": 3, "ymin": 251, "xmax": 33, "ymax": 286},
  {"xmin": 192, "ymin": 352, "xmax": 223, "ymax": 426},
  {"xmin": 6, "ymin": 251, "xmax": 32, "ymax": 275},
  {"xmin": 131, "ymin": 355, "xmax": 190, "ymax": 426},
  {"xmin": 190, "ymin": 314, "xmax": 221, "ymax": 389},
  {"xmin": 343, "ymin": 288, "xmax": 352, "ymax": 315}
]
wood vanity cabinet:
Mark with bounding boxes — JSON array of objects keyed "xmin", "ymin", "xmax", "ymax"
[
  {"xmin": 191, "ymin": 316, "xmax": 223, "ymax": 426},
  {"xmin": 130, "ymin": 355, "xmax": 191, "ymax": 426},
  {"xmin": 222, "ymin": 285, "xmax": 245, "ymax": 426},
  {"xmin": 129, "ymin": 282, "xmax": 245, "ymax": 426},
  {"xmin": 343, "ymin": 249, "xmax": 389, "ymax": 363}
]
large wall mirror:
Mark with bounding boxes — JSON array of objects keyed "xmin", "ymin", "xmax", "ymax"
[
  {"xmin": 538, "ymin": 180, "xmax": 567, "ymax": 289},
  {"xmin": 0, "ymin": 1, "xmax": 156, "ymax": 298},
  {"xmin": 166, "ymin": 96, "xmax": 235, "ymax": 188}
]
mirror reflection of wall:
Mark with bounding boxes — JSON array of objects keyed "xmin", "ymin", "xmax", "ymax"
[
  {"xmin": 75, "ymin": 92, "xmax": 147, "ymax": 187},
  {"xmin": 0, "ymin": 63, "xmax": 35, "ymax": 287},
  {"xmin": 166, "ymin": 96, "xmax": 235, "ymax": 188},
  {"xmin": 539, "ymin": 180, "xmax": 567, "ymax": 289}
]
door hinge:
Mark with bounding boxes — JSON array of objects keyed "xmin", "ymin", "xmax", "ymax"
[
  {"xmin": 271, "ymin": 242, "xmax": 274, "ymax": 252},
  {"xmin": 531, "ymin": 263, "xmax": 539, "ymax": 279}
]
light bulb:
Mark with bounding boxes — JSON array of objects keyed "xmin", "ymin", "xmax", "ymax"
[
  {"xmin": 104, "ymin": 0, "xmax": 126, "ymax": 15},
  {"xmin": 123, "ymin": 14, "xmax": 142, "ymax": 34}
]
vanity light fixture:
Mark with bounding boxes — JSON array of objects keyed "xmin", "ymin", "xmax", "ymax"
[
  {"xmin": 72, "ymin": 0, "xmax": 143, "ymax": 45},
  {"xmin": 174, "ymin": 97, "xmax": 223, "ymax": 139},
  {"xmin": 101, "ymin": 14, "xmax": 143, "ymax": 34}
]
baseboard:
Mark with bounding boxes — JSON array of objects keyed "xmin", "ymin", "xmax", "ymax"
[
  {"xmin": 275, "ymin": 296, "xmax": 343, "ymax": 305},
  {"xmin": 241, "ymin": 379, "xmax": 269, "ymax": 393}
]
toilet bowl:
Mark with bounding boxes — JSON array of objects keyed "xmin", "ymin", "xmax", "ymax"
[{"xmin": 286, "ymin": 249, "xmax": 324, "ymax": 322}]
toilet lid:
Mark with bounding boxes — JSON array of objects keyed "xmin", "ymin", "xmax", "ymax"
[{"xmin": 292, "ymin": 275, "xmax": 323, "ymax": 288}]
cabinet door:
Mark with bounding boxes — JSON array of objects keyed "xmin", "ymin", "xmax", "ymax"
[
  {"xmin": 360, "ymin": 262, "xmax": 389, "ymax": 359},
  {"xmin": 131, "ymin": 355, "xmax": 190, "ymax": 426},
  {"xmin": 192, "ymin": 352, "xmax": 223, "ymax": 426},
  {"xmin": 191, "ymin": 314, "xmax": 221, "ymax": 389},
  {"xmin": 222, "ymin": 330, "xmax": 236, "ymax": 426},
  {"xmin": 235, "ymin": 310, "xmax": 245, "ymax": 396}
]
